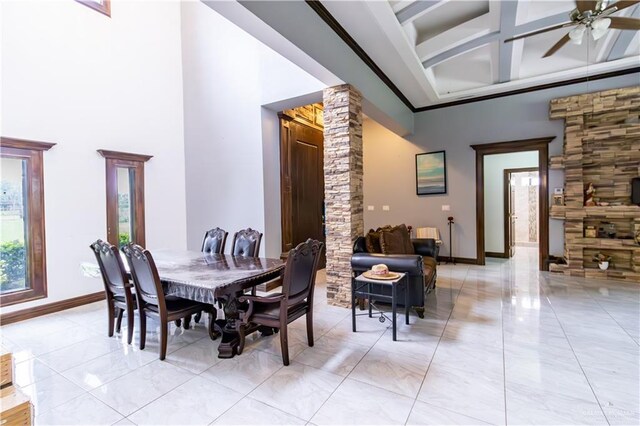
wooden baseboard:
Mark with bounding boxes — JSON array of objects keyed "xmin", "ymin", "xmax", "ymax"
[
  {"xmin": 437, "ymin": 256, "xmax": 479, "ymax": 265},
  {"xmin": 485, "ymin": 251, "xmax": 509, "ymax": 259},
  {"xmin": 0, "ymin": 292, "xmax": 105, "ymax": 325}
]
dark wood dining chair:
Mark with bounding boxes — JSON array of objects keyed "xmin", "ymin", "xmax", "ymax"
[
  {"xmin": 231, "ymin": 228, "xmax": 262, "ymax": 257},
  {"xmin": 231, "ymin": 228, "xmax": 263, "ymax": 296},
  {"xmin": 201, "ymin": 227, "xmax": 228, "ymax": 255},
  {"xmin": 121, "ymin": 243, "xmax": 217, "ymax": 360},
  {"xmin": 238, "ymin": 239, "xmax": 324, "ymax": 365},
  {"xmin": 90, "ymin": 239, "xmax": 136, "ymax": 344}
]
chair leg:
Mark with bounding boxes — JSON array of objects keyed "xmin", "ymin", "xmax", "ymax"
[
  {"xmin": 208, "ymin": 308, "xmax": 218, "ymax": 340},
  {"xmin": 237, "ymin": 324, "xmax": 247, "ymax": 355},
  {"xmin": 107, "ymin": 301, "xmax": 115, "ymax": 337},
  {"xmin": 159, "ymin": 321, "xmax": 168, "ymax": 361},
  {"xmin": 139, "ymin": 312, "xmax": 147, "ymax": 350},
  {"xmin": 126, "ymin": 306, "xmax": 134, "ymax": 345},
  {"xmin": 115, "ymin": 308, "xmax": 124, "ymax": 334},
  {"xmin": 183, "ymin": 314, "xmax": 192, "ymax": 330},
  {"xmin": 306, "ymin": 311, "xmax": 314, "ymax": 347},
  {"xmin": 279, "ymin": 324, "xmax": 289, "ymax": 366}
]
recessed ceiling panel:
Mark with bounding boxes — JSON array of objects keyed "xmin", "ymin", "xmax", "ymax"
[
  {"xmin": 519, "ymin": 26, "xmax": 610, "ymax": 79},
  {"xmin": 517, "ymin": 0, "xmax": 575, "ymax": 24},
  {"xmin": 413, "ymin": 0, "xmax": 490, "ymax": 45},
  {"xmin": 433, "ymin": 43, "xmax": 494, "ymax": 95}
]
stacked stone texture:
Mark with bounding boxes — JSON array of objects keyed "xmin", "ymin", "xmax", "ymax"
[
  {"xmin": 322, "ymin": 85, "xmax": 364, "ymax": 307},
  {"xmin": 549, "ymin": 86, "xmax": 640, "ymax": 281}
]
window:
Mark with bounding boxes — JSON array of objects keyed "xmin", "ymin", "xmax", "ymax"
[
  {"xmin": 0, "ymin": 137, "xmax": 55, "ymax": 306},
  {"xmin": 98, "ymin": 150, "xmax": 152, "ymax": 248}
]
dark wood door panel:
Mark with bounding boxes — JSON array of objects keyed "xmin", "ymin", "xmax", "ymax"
[{"xmin": 280, "ymin": 116, "xmax": 325, "ymax": 267}]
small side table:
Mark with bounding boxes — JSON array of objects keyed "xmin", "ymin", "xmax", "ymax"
[{"xmin": 351, "ymin": 272, "xmax": 409, "ymax": 341}]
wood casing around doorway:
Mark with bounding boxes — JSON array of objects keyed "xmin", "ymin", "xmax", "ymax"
[
  {"xmin": 278, "ymin": 106, "xmax": 326, "ymax": 266},
  {"xmin": 471, "ymin": 137, "xmax": 553, "ymax": 270}
]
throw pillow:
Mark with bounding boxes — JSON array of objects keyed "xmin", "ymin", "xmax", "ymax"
[
  {"xmin": 397, "ymin": 223, "xmax": 415, "ymax": 254},
  {"xmin": 380, "ymin": 227, "xmax": 407, "ymax": 254},
  {"xmin": 364, "ymin": 229, "xmax": 381, "ymax": 253}
]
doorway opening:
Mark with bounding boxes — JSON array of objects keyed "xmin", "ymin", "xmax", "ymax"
[
  {"xmin": 278, "ymin": 103, "xmax": 326, "ymax": 268},
  {"xmin": 471, "ymin": 137, "xmax": 553, "ymax": 271},
  {"xmin": 504, "ymin": 168, "xmax": 539, "ymax": 261}
]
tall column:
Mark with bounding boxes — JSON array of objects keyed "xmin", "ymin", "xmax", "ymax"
[{"xmin": 322, "ymin": 84, "xmax": 364, "ymax": 307}]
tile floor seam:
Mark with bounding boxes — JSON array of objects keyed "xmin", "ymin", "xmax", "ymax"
[
  {"xmin": 34, "ymin": 389, "xmax": 124, "ymax": 424},
  {"xmin": 26, "ymin": 374, "xmax": 86, "ymax": 420},
  {"xmin": 404, "ymin": 266, "xmax": 470, "ymax": 426},
  {"xmin": 540, "ymin": 280, "xmax": 613, "ymax": 426},
  {"xmin": 305, "ymin": 312, "xmax": 392, "ymax": 424},
  {"xmin": 500, "ymin": 265, "xmax": 508, "ymax": 426},
  {"xmin": 117, "ymin": 372, "xmax": 203, "ymax": 421},
  {"xmin": 581, "ymin": 290, "xmax": 640, "ymax": 347},
  {"xmin": 36, "ymin": 341, "xmax": 125, "ymax": 375}
]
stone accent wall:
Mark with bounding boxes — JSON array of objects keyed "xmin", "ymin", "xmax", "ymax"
[
  {"xmin": 322, "ymin": 84, "xmax": 364, "ymax": 307},
  {"xmin": 549, "ymin": 86, "xmax": 640, "ymax": 281}
]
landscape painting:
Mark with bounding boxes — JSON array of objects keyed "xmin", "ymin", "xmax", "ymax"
[{"xmin": 416, "ymin": 151, "xmax": 447, "ymax": 195}]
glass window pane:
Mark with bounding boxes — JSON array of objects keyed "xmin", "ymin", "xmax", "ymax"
[
  {"xmin": 0, "ymin": 157, "xmax": 29, "ymax": 294},
  {"xmin": 117, "ymin": 167, "xmax": 135, "ymax": 247}
]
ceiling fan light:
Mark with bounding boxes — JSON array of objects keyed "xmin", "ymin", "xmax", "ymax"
[
  {"xmin": 591, "ymin": 18, "xmax": 611, "ymax": 40},
  {"xmin": 569, "ymin": 25, "xmax": 586, "ymax": 44}
]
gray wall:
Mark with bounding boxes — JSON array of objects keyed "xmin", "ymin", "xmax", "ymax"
[
  {"xmin": 363, "ymin": 74, "xmax": 640, "ymax": 260},
  {"xmin": 483, "ymin": 151, "xmax": 538, "ymax": 254}
]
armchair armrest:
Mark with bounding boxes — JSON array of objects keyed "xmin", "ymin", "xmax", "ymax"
[
  {"xmin": 412, "ymin": 238, "xmax": 438, "ymax": 259},
  {"xmin": 351, "ymin": 253, "xmax": 423, "ymax": 275},
  {"xmin": 238, "ymin": 293, "xmax": 285, "ymax": 320}
]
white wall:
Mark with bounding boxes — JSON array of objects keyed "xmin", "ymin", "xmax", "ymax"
[
  {"xmin": 0, "ymin": 0, "xmax": 187, "ymax": 313},
  {"xmin": 363, "ymin": 74, "xmax": 640, "ymax": 260},
  {"xmin": 180, "ymin": 1, "xmax": 325, "ymax": 257},
  {"xmin": 483, "ymin": 151, "xmax": 538, "ymax": 254}
]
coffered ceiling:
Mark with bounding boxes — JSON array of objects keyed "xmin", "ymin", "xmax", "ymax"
[{"xmin": 320, "ymin": 0, "xmax": 640, "ymax": 109}]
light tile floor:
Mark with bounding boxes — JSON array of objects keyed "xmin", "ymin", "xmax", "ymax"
[{"xmin": 1, "ymin": 247, "xmax": 638, "ymax": 425}]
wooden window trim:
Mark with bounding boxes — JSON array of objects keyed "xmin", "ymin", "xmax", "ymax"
[
  {"xmin": 0, "ymin": 137, "xmax": 55, "ymax": 307},
  {"xmin": 98, "ymin": 150, "xmax": 152, "ymax": 247},
  {"xmin": 75, "ymin": 0, "xmax": 111, "ymax": 17}
]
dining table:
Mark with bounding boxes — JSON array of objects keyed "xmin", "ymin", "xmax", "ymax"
[{"xmin": 82, "ymin": 249, "xmax": 284, "ymax": 358}]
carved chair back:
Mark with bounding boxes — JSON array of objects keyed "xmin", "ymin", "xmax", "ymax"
[
  {"xmin": 201, "ymin": 227, "xmax": 228, "ymax": 255},
  {"xmin": 122, "ymin": 243, "xmax": 166, "ymax": 310},
  {"xmin": 281, "ymin": 239, "xmax": 324, "ymax": 306},
  {"xmin": 90, "ymin": 239, "xmax": 130, "ymax": 299},
  {"xmin": 231, "ymin": 228, "xmax": 263, "ymax": 257}
]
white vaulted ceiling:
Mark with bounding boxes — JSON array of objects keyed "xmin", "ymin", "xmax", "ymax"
[{"xmin": 321, "ymin": 0, "xmax": 640, "ymax": 109}]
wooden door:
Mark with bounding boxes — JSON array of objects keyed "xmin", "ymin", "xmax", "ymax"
[
  {"xmin": 280, "ymin": 115, "xmax": 325, "ymax": 267},
  {"xmin": 508, "ymin": 174, "xmax": 516, "ymax": 258}
]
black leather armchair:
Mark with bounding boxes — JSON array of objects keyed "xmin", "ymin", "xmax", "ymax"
[{"xmin": 351, "ymin": 237, "xmax": 438, "ymax": 318}]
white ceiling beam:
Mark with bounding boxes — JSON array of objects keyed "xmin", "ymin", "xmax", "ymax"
[
  {"xmin": 391, "ymin": 1, "xmax": 418, "ymax": 15},
  {"xmin": 417, "ymin": 13, "xmax": 494, "ymax": 64},
  {"xmin": 395, "ymin": 0, "xmax": 447, "ymax": 25},
  {"xmin": 436, "ymin": 55, "xmax": 639, "ymax": 102},
  {"xmin": 512, "ymin": 11, "xmax": 571, "ymax": 38},
  {"xmin": 421, "ymin": 31, "xmax": 500, "ymax": 68},
  {"xmin": 498, "ymin": 1, "xmax": 519, "ymax": 83},
  {"xmin": 363, "ymin": 0, "xmax": 441, "ymax": 102},
  {"xmin": 608, "ymin": 5, "xmax": 640, "ymax": 61}
]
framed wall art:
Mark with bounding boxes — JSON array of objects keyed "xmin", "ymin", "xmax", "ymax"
[{"xmin": 416, "ymin": 150, "xmax": 447, "ymax": 195}]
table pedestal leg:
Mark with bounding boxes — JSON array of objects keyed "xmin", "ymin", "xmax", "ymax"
[{"xmin": 217, "ymin": 293, "xmax": 242, "ymax": 358}]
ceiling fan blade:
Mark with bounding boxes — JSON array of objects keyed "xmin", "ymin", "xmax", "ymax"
[
  {"xmin": 575, "ymin": 0, "xmax": 599, "ymax": 12},
  {"xmin": 603, "ymin": 0, "xmax": 640, "ymax": 13},
  {"xmin": 504, "ymin": 22, "xmax": 576, "ymax": 42},
  {"xmin": 608, "ymin": 16, "xmax": 640, "ymax": 29},
  {"xmin": 543, "ymin": 34, "xmax": 572, "ymax": 57}
]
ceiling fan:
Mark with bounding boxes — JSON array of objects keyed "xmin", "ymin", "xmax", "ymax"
[{"xmin": 504, "ymin": 0, "xmax": 640, "ymax": 57}]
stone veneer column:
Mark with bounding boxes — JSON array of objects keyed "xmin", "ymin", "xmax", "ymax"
[{"xmin": 322, "ymin": 84, "xmax": 364, "ymax": 307}]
